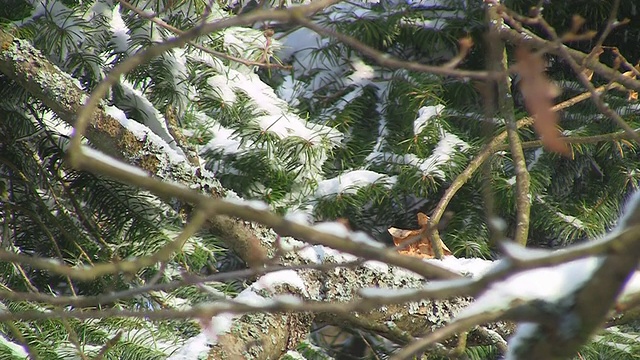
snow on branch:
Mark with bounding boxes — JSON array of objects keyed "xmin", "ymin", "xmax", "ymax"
[{"xmin": 5, "ymin": 0, "xmax": 640, "ymax": 358}]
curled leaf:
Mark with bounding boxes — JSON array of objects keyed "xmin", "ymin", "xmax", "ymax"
[
  {"xmin": 515, "ymin": 47, "xmax": 569, "ymax": 156},
  {"xmin": 388, "ymin": 212, "xmax": 452, "ymax": 259}
]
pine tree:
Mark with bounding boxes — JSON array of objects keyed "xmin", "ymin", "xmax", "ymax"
[{"xmin": 1, "ymin": 0, "xmax": 640, "ymax": 359}]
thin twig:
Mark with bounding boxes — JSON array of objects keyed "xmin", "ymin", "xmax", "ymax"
[
  {"xmin": 583, "ymin": 0, "xmax": 623, "ymax": 67},
  {"xmin": 0, "ymin": 261, "xmax": 363, "ymax": 307},
  {"xmin": 0, "ymin": 208, "xmax": 209, "ymax": 281},
  {"xmin": 295, "ymin": 16, "xmax": 494, "ymax": 80},
  {"xmin": 118, "ymin": 0, "xmax": 290, "ymax": 69},
  {"xmin": 531, "ymin": 14, "xmax": 640, "ymax": 144},
  {"xmin": 501, "ymin": 129, "xmax": 637, "ymax": 151},
  {"xmin": 426, "ymin": 85, "xmax": 601, "ymax": 251},
  {"xmin": 497, "ymin": 18, "xmax": 640, "ymax": 93}
]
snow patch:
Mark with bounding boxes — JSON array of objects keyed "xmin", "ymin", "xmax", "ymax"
[
  {"xmin": 104, "ymin": 105, "xmax": 186, "ymax": 165},
  {"xmin": 619, "ymin": 271, "xmax": 640, "ymax": 303},
  {"xmin": 109, "ymin": 4, "xmax": 130, "ymax": 52},
  {"xmin": 425, "ymin": 256, "xmax": 494, "ymax": 278},
  {"xmin": 202, "ymin": 123, "xmax": 243, "ymax": 154},
  {"xmin": 457, "ymin": 257, "xmax": 604, "ymax": 319},
  {"xmin": 252, "ymin": 270, "xmax": 308, "ymax": 295},
  {"xmin": 81, "ymin": 146, "xmax": 149, "ymax": 177},
  {"xmin": 414, "ymin": 104, "xmax": 445, "ymax": 135},
  {"xmin": 315, "ymin": 170, "xmax": 396, "ymax": 197},
  {"xmin": 556, "ymin": 212, "xmax": 585, "ymax": 230},
  {"xmin": 505, "ymin": 322, "xmax": 539, "ymax": 360},
  {"xmin": 225, "ymin": 198, "xmax": 270, "ymax": 211},
  {"xmin": 202, "ymin": 290, "xmax": 265, "ymax": 343},
  {"xmin": 167, "ymin": 333, "xmax": 209, "ymax": 360},
  {"xmin": 0, "ymin": 333, "xmax": 27, "ymax": 358},
  {"xmin": 363, "ymin": 260, "xmax": 390, "ymax": 272},
  {"xmin": 116, "ymin": 81, "xmax": 180, "ymax": 149},
  {"xmin": 347, "ymin": 58, "xmax": 375, "ymax": 86},
  {"xmin": 284, "ymin": 210, "xmax": 313, "ymax": 225},
  {"xmin": 366, "ymin": 132, "xmax": 468, "ymax": 180},
  {"xmin": 313, "ymin": 221, "xmax": 350, "ymax": 238}
]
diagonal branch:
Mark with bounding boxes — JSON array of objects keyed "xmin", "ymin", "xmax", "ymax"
[
  {"xmin": 497, "ymin": 19, "xmax": 640, "ymax": 93},
  {"xmin": 426, "ymin": 85, "xmax": 601, "ymax": 251},
  {"xmin": 502, "ymin": 12, "xmax": 640, "ymax": 145}
]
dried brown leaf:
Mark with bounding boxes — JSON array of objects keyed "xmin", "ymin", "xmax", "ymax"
[
  {"xmin": 515, "ymin": 47, "xmax": 570, "ymax": 156},
  {"xmin": 417, "ymin": 212, "xmax": 429, "ymax": 226},
  {"xmin": 388, "ymin": 213, "xmax": 452, "ymax": 258}
]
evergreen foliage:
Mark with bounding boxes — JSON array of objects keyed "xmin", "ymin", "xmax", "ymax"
[{"xmin": 0, "ymin": 0, "xmax": 639, "ymax": 358}]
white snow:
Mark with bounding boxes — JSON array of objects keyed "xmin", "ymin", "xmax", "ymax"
[
  {"xmin": 104, "ymin": 105, "xmax": 187, "ymax": 165},
  {"xmin": 366, "ymin": 132, "xmax": 468, "ymax": 180},
  {"xmin": 277, "ymin": 75, "xmax": 302, "ymax": 107},
  {"xmin": 400, "ymin": 17, "xmax": 447, "ymax": 30},
  {"xmin": 555, "ymin": 212, "xmax": 586, "ymax": 230},
  {"xmin": 252, "ymin": 270, "xmax": 308, "ymax": 295},
  {"xmin": 202, "ymin": 290, "xmax": 265, "ymax": 343},
  {"xmin": 313, "ymin": 222, "xmax": 350, "ymax": 238},
  {"xmin": 347, "ymin": 58, "xmax": 375, "ymax": 86},
  {"xmin": 256, "ymin": 114, "xmax": 333, "ymax": 143},
  {"xmin": 350, "ymin": 231, "xmax": 386, "ymax": 248},
  {"xmin": 457, "ymin": 256, "xmax": 604, "ymax": 319},
  {"xmin": 363, "ymin": 260, "xmax": 390, "ymax": 272},
  {"xmin": 116, "ymin": 81, "xmax": 181, "ymax": 152},
  {"xmin": 207, "ymin": 75, "xmax": 238, "ymax": 104},
  {"xmin": 425, "ymin": 256, "xmax": 494, "ymax": 278},
  {"xmin": 277, "ymin": 237, "xmax": 306, "ymax": 253},
  {"xmin": 315, "ymin": 170, "xmax": 397, "ymax": 197},
  {"xmin": 505, "ymin": 322, "xmax": 539, "ymax": 360},
  {"xmin": 222, "ymin": 27, "xmax": 270, "ymax": 59},
  {"xmin": 371, "ymin": 83, "xmax": 390, "ymax": 154},
  {"xmin": 327, "ymin": 3, "xmax": 378, "ymax": 22},
  {"xmin": 109, "ymin": 4, "xmax": 130, "ymax": 52},
  {"xmin": 277, "ymin": 27, "xmax": 348, "ymax": 97},
  {"xmin": 167, "ymin": 333, "xmax": 209, "ymax": 360},
  {"xmin": 619, "ymin": 271, "xmax": 640, "ymax": 303},
  {"xmin": 19, "ymin": 2, "xmax": 83, "ymax": 59},
  {"xmin": 0, "ymin": 333, "xmax": 27, "ymax": 358},
  {"xmin": 284, "ymin": 210, "xmax": 313, "ymax": 225},
  {"xmin": 202, "ymin": 123, "xmax": 243, "ymax": 154},
  {"xmin": 205, "ymin": 69, "xmax": 342, "ymax": 147},
  {"xmin": 272, "ymin": 294, "xmax": 304, "ymax": 305},
  {"xmin": 298, "ymin": 245, "xmax": 324, "ymax": 263},
  {"xmin": 314, "ymin": 246, "xmax": 358, "ymax": 263},
  {"xmin": 81, "ymin": 146, "xmax": 149, "ymax": 177},
  {"xmin": 225, "ymin": 198, "xmax": 270, "ymax": 211},
  {"xmin": 164, "ymin": 48, "xmax": 192, "ymax": 111},
  {"xmin": 41, "ymin": 110, "xmax": 73, "ymax": 136},
  {"xmin": 418, "ymin": 133, "xmax": 469, "ymax": 177},
  {"xmin": 527, "ymin": 148, "xmax": 545, "ymax": 171},
  {"xmin": 414, "ymin": 105, "xmax": 445, "ymax": 135},
  {"xmin": 499, "ymin": 241, "xmax": 554, "ymax": 262},
  {"xmin": 283, "ymin": 350, "xmax": 306, "ymax": 360},
  {"xmin": 405, "ymin": 0, "xmax": 446, "ymax": 7},
  {"xmin": 310, "ymin": 222, "xmax": 384, "ymax": 248}
]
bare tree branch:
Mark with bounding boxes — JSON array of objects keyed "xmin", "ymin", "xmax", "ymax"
[
  {"xmin": 487, "ymin": 4, "xmax": 531, "ymax": 246},
  {"xmin": 497, "ymin": 15, "xmax": 640, "ymax": 93}
]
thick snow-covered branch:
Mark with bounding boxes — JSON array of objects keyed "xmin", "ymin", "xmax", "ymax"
[
  {"xmin": 0, "ymin": 27, "xmax": 270, "ymax": 267},
  {"xmin": 5, "ymin": 3, "xmax": 640, "ymax": 359}
]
